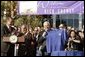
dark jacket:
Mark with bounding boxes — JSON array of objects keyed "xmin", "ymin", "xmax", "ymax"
[
  {"xmin": 1, "ymin": 24, "xmax": 15, "ymax": 56},
  {"xmin": 18, "ymin": 32, "xmax": 36, "ymax": 56}
]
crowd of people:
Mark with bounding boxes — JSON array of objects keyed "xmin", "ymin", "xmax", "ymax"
[
  {"xmin": 1, "ymin": 17, "xmax": 84, "ymax": 56},
  {"xmin": 58, "ymin": 24, "xmax": 84, "ymax": 51}
]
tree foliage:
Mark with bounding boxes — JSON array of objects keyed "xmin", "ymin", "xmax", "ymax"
[{"xmin": 1, "ymin": 1, "xmax": 43, "ymax": 29}]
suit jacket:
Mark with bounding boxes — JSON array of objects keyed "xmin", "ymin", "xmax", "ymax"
[
  {"xmin": 1, "ymin": 24, "xmax": 15, "ymax": 54},
  {"xmin": 37, "ymin": 30, "xmax": 46, "ymax": 48},
  {"xmin": 18, "ymin": 32, "xmax": 36, "ymax": 56}
]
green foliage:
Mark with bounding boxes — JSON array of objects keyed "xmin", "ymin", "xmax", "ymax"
[
  {"xmin": 1, "ymin": 1, "xmax": 43, "ymax": 29},
  {"xmin": 14, "ymin": 15, "xmax": 43, "ymax": 29}
]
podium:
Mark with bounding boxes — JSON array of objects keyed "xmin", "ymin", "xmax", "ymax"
[{"xmin": 3, "ymin": 35, "xmax": 25, "ymax": 56}]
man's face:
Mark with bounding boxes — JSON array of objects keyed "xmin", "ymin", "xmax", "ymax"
[
  {"xmin": 7, "ymin": 18, "xmax": 13, "ymax": 25},
  {"xmin": 43, "ymin": 22, "xmax": 50, "ymax": 31},
  {"xmin": 79, "ymin": 32, "xmax": 84, "ymax": 38},
  {"xmin": 34, "ymin": 27, "xmax": 38, "ymax": 34},
  {"xmin": 21, "ymin": 25, "xmax": 27, "ymax": 34}
]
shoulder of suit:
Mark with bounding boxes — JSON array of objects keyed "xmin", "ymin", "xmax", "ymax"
[
  {"xmin": 1, "ymin": 24, "xmax": 6, "ymax": 27},
  {"xmin": 1, "ymin": 24, "xmax": 7, "ymax": 29}
]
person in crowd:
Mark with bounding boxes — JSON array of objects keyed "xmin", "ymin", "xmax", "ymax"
[
  {"xmin": 36, "ymin": 21, "xmax": 52, "ymax": 56},
  {"xmin": 37, "ymin": 21, "xmax": 68, "ymax": 56},
  {"xmin": 33, "ymin": 27, "xmax": 39, "ymax": 41},
  {"xmin": 33, "ymin": 27, "xmax": 42, "ymax": 56},
  {"xmin": 18, "ymin": 24, "xmax": 28, "ymax": 56},
  {"xmin": 18, "ymin": 24, "xmax": 36, "ymax": 56},
  {"xmin": 59, "ymin": 24, "xmax": 68, "ymax": 49},
  {"xmin": 77, "ymin": 30, "xmax": 84, "ymax": 51},
  {"xmin": 29, "ymin": 27, "xmax": 33, "ymax": 35},
  {"xmin": 67, "ymin": 30, "xmax": 82, "ymax": 51},
  {"xmin": 67, "ymin": 26, "xmax": 72, "ymax": 34},
  {"xmin": 1, "ymin": 17, "xmax": 15, "ymax": 56},
  {"xmin": 33, "ymin": 26, "xmax": 42, "ymax": 42}
]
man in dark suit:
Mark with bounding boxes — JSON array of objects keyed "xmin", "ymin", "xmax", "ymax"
[
  {"xmin": 37, "ymin": 21, "xmax": 68, "ymax": 56},
  {"xmin": 18, "ymin": 24, "xmax": 36, "ymax": 56},
  {"xmin": 37, "ymin": 21, "xmax": 51, "ymax": 56},
  {"xmin": 1, "ymin": 17, "xmax": 15, "ymax": 56}
]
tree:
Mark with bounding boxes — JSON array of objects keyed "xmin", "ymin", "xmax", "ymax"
[{"xmin": 1, "ymin": 1, "xmax": 43, "ymax": 29}]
